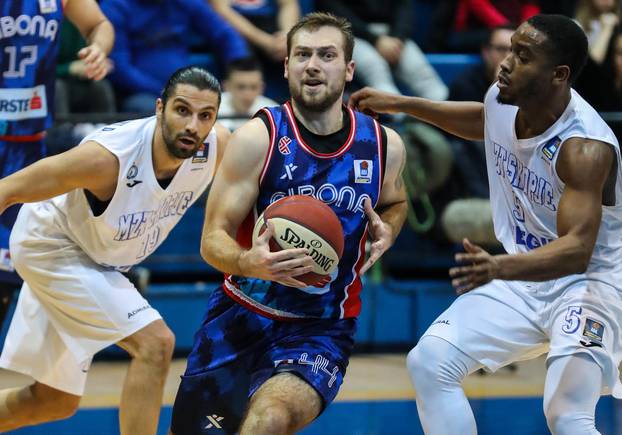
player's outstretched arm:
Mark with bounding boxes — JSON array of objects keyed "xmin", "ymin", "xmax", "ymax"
[
  {"xmin": 360, "ymin": 127, "xmax": 409, "ymax": 274},
  {"xmin": 0, "ymin": 141, "xmax": 119, "ymax": 214},
  {"xmin": 449, "ymin": 138, "xmax": 615, "ymax": 293},
  {"xmin": 349, "ymin": 87, "xmax": 485, "ymax": 141},
  {"xmin": 65, "ymin": 0, "xmax": 115, "ymax": 81},
  {"xmin": 200, "ymin": 118, "xmax": 314, "ymax": 287}
]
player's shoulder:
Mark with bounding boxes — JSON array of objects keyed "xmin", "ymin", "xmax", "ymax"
[
  {"xmin": 82, "ymin": 117, "xmax": 152, "ymax": 156},
  {"xmin": 227, "ymin": 117, "xmax": 271, "ymax": 154},
  {"xmin": 213, "ymin": 121, "xmax": 230, "ymax": 143},
  {"xmin": 86, "ymin": 117, "xmax": 152, "ymax": 141},
  {"xmin": 483, "ymin": 83, "xmax": 500, "ymax": 106},
  {"xmin": 212, "ymin": 121, "xmax": 231, "ymax": 160},
  {"xmin": 378, "ymin": 124, "xmax": 404, "ymax": 151}
]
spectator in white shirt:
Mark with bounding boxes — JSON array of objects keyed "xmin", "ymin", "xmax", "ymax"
[{"xmin": 218, "ymin": 57, "xmax": 278, "ymax": 132}]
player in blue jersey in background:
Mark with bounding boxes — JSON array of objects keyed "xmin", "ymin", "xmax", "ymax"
[
  {"xmin": 170, "ymin": 12, "xmax": 408, "ymax": 435},
  {"xmin": 0, "ymin": 0, "xmax": 114, "ymax": 327}
]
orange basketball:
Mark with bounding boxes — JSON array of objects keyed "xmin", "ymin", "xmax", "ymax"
[{"xmin": 253, "ymin": 195, "xmax": 344, "ymax": 286}]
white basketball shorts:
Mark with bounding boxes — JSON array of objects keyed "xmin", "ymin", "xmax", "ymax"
[
  {"xmin": 0, "ymin": 202, "xmax": 161, "ymax": 395},
  {"xmin": 423, "ymin": 277, "xmax": 622, "ymax": 398}
]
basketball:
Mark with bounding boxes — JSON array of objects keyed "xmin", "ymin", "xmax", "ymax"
[{"xmin": 252, "ymin": 195, "xmax": 344, "ymax": 286}]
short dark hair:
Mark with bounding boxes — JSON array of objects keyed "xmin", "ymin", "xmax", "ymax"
[
  {"xmin": 225, "ymin": 57, "xmax": 263, "ymax": 79},
  {"xmin": 161, "ymin": 66, "xmax": 222, "ymax": 106},
  {"xmin": 287, "ymin": 12, "xmax": 354, "ymax": 62},
  {"xmin": 526, "ymin": 14, "xmax": 588, "ymax": 84}
]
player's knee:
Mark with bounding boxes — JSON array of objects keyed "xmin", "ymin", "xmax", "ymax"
[
  {"xmin": 407, "ymin": 341, "xmax": 439, "ymax": 386},
  {"xmin": 30, "ymin": 384, "xmax": 80, "ymax": 422},
  {"xmin": 133, "ymin": 323, "xmax": 175, "ymax": 368},
  {"xmin": 545, "ymin": 409, "xmax": 595, "ymax": 435},
  {"xmin": 246, "ymin": 401, "xmax": 294, "ymax": 435}
]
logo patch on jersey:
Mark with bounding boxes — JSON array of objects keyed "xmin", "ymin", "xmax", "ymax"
[
  {"xmin": 126, "ymin": 163, "xmax": 143, "ymax": 188},
  {"xmin": 204, "ymin": 414, "xmax": 224, "ymax": 430},
  {"xmin": 192, "ymin": 143, "xmax": 208, "ymax": 163},
  {"xmin": 39, "ymin": 0, "xmax": 58, "ymax": 13},
  {"xmin": 583, "ymin": 318, "xmax": 605, "ymax": 343},
  {"xmin": 278, "ymin": 136, "xmax": 292, "ymax": 155},
  {"xmin": 0, "ymin": 86, "xmax": 48, "ymax": 121},
  {"xmin": 280, "ymin": 163, "xmax": 298, "ymax": 180},
  {"xmin": 542, "ymin": 136, "xmax": 561, "ymax": 161},
  {"xmin": 354, "ymin": 160, "xmax": 373, "ymax": 183}
]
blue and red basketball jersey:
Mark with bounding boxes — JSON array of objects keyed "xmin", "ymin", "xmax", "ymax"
[
  {"xmin": 0, "ymin": 0, "xmax": 64, "ymax": 137},
  {"xmin": 224, "ymin": 102, "xmax": 384, "ymax": 320}
]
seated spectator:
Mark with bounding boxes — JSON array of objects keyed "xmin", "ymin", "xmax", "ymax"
[
  {"xmin": 573, "ymin": 0, "xmax": 620, "ymax": 108},
  {"xmin": 317, "ymin": 0, "xmax": 448, "ymax": 101},
  {"xmin": 441, "ymin": 25, "xmax": 514, "ymax": 246},
  {"xmin": 450, "ymin": 25, "xmax": 514, "ymax": 103},
  {"xmin": 576, "ymin": 29, "xmax": 622, "ymax": 111},
  {"xmin": 575, "ymin": 0, "xmax": 619, "ymax": 64},
  {"xmin": 100, "ymin": 0, "xmax": 249, "ymax": 113},
  {"xmin": 209, "ymin": 0, "xmax": 300, "ymax": 101},
  {"xmin": 218, "ymin": 58, "xmax": 277, "ymax": 131},
  {"xmin": 55, "ymin": 21, "xmax": 116, "ymax": 117}
]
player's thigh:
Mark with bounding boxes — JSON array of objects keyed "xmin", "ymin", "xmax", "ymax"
[
  {"xmin": 244, "ymin": 317, "xmax": 356, "ymax": 425},
  {"xmin": 548, "ymin": 278, "xmax": 622, "ymax": 397},
  {"xmin": 9, "ymin": 208, "xmax": 161, "ymax": 362},
  {"xmin": 171, "ymin": 361, "xmax": 251, "ymax": 435},
  {"xmin": 0, "ymin": 282, "xmax": 93, "ymax": 396},
  {"xmin": 422, "ymin": 280, "xmax": 548, "ymax": 372},
  {"xmin": 170, "ymin": 288, "xmax": 260, "ymax": 435},
  {"xmin": 245, "ymin": 371, "xmax": 322, "ymax": 428}
]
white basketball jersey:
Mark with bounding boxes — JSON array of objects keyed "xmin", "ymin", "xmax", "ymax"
[
  {"xmin": 47, "ymin": 116, "xmax": 217, "ymax": 270},
  {"xmin": 484, "ymin": 85, "xmax": 622, "ymax": 280}
]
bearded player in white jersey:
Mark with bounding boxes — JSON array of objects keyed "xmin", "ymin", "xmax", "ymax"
[
  {"xmin": 351, "ymin": 14, "xmax": 622, "ymax": 434},
  {"xmin": 0, "ymin": 66, "xmax": 228, "ymax": 435}
]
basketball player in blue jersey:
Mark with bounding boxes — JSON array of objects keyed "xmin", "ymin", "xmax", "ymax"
[
  {"xmin": 170, "ymin": 12, "xmax": 408, "ymax": 435},
  {"xmin": 351, "ymin": 14, "xmax": 622, "ymax": 434},
  {"xmin": 0, "ymin": 0, "xmax": 114, "ymax": 328},
  {"xmin": 0, "ymin": 66, "xmax": 228, "ymax": 435}
]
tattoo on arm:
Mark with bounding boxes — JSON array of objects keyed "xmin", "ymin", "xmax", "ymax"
[{"xmin": 394, "ymin": 147, "xmax": 406, "ymax": 191}]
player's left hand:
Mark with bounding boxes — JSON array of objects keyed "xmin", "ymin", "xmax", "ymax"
[
  {"xmin": 360, "ymin": 198, "xmax": 392, "ymax": 275},
  {"xmin": 78, "ymin": 43, "xmax": 110, "ymax": 81},
  {"xmin": 449, "ymin": 238, "xmax": 500, "ymax": 294}
]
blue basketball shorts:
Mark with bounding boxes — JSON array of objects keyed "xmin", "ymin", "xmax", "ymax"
[
  {"xmin": 170, "ymin": 286, "xmax": 357, "ymax": 434},
  {"xmin": 0, "ymin": 138, "xmax": 46, "ymax": 285}
]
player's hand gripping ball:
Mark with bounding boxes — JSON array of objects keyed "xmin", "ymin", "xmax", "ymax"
[{"xmin": 253, "ymin": 195, "xmax": 344, "ymax": 287}]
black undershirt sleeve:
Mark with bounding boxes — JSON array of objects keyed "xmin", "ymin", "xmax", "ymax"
[{"xmin": 380, "ymin": 126, "xmax": 388, "ymax": 186}]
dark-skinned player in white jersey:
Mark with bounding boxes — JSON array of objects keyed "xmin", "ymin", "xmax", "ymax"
[{"xmin": 351, "ymin": 14, "xmax": 621, "ymax": 435}]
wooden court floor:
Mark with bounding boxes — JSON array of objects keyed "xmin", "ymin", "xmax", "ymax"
[{"xmin": 0, "ymin": 354, "xmax": 548, "ymax": 408}]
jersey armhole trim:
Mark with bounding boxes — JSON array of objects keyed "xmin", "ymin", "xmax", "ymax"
[
  {"xmin": 257, "ymin": 108, "xmax": 277, "ymax": 187},
  {"xmin": 374, "ymin": 120, "xmax": 385, "ymax": 208}
]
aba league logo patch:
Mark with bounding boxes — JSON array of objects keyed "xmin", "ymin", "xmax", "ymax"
[
  {"xmin": 278, "ymin": 136, "xmax": 292, "ymax": 155},
  {"xmin": 354, "ymin": 160, "xmax": 373, "ymax": 183},
  {"xmin": 192, "ymin": 143, "xmax": 208, "ymax": 163},
  {"xmin": 39, "ymin": 0, "xmax": 57, "ymax": 13},
  {"xmin": 542, "ymin": 136, "xmax": 561, "ymax": 161}
]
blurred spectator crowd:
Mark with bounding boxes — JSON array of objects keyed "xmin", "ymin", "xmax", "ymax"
[{"xmin": 50, "ymin": 0, "xmax": 622, "ymax": 255}]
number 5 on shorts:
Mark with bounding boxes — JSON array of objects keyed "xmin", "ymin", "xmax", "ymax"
[{"xmin": 562, "ymin": 305, "xmax": 582, "ymax": 334}]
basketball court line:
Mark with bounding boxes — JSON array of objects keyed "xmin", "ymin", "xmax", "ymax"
[{"xmin": 0, "ymin": 354, "xmax": 547, "ymax": 409}]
